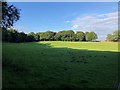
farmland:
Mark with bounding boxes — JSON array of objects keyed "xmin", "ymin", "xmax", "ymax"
[{"xmin": 2, "ymin": 41, "xmax": 119, "ymax": 88}]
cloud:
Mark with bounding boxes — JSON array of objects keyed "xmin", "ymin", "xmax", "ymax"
[
  {"xmin": 65, "ymin": 20, "xmax": 71, "ymax": 23},
  {"xmin": 70, "ymin": 11, "xmax": 118, "ymax": 40},
  {"xmin": 71, "ymin": 25, "xmax": 79, "ymax": 29}
]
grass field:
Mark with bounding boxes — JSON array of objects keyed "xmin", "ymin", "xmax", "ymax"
[{"xmin": 2, "ymin": 41, "xmax": 119, "ymax": 88}]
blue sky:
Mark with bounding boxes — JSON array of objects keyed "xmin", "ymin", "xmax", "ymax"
[{"xmin": 9, "ymin": 2, "xmax": 118, "ymax": 40}]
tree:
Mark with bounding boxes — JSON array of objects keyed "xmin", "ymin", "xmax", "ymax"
[
  {"xmin": 76, "ymin": 31, "xmax": 85, "ymax": 41},
  {"xmin": 37, "ymin": 35, "xmax": 40, "ymax": 41},
  {"xmin": 45, "ymin": 31, "xmax": 56, "ymax": 41},
  {"xmin": 2, "ymin": 2, "xmax": 21, "ymax": 42},
  {"xmin": 40, "ymin": 31, "xmax": 56, "ymax": 41},
  {"xmin": 7, "ymin": 31, "xmax": 13, "ymax": 42},
  {"xmin": 28, "ymin": 32, "xmax": 35, "ymax": 36},
  {"xmin": 27, "ymin": 35, "xmax": 35, "ymax": 42},
  {"xmin": 107, "ymin": 34, "xmax": 114, "ymax": 41},
  {"xmin": 85, "ymin": 32, "xmax": 98, "ymax": 41},
  {"xmin": 64, "ymin": 30, "xmax": 75, "ymax": 41},
  {"xmin": 54, "ymin": 31, "xmax": 65, "ymax": 41},
  {"xmin": 8, "ymin": 28, "xmax": 18, "ymax": 42},
  {"xmin": 28, "ymin": 32, "xmax": 35, "ymax": 41},
  {"xmin": 107, "ymin": 30, "xmax": 120, "ymax": 41},
  {"xmin": 54, "ymin": 30, "xmax": 75, "ymax": 41},
  {"xmin": 2, "ymin": 2, "xmax": 20, "ymax": 28},
  {"xmin": 90, "ymin": 32, "xmax": 98, "ymax": 41},
  {"xmin": 113, "ymin": 30, "xmax": 120, "ymax": 41},
  {"xmin": 35, "ymin": 32, "xmax": 40, "ymax": 41},
  {"xmin": 85, "ymin": 32, "xmax": 91, "ymax": 41},
  {"xmin": 16, "ymin": 32, "xmax": 27, "ymax": 42},
  {"xmin": 35, "ymin": 32, "xmax": 41, "ymax": 41},
  {"xmin": 2, "ymin": 28, "xmax": 8, "ymax": 41}
]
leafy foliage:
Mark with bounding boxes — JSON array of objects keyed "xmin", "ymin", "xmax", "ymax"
[
  {"xmin": 40, "ymin": 31, "xmax": 56, "ymax": 41},
  {"xmin": 85, "ymin": 32, "xmax": 98, "ymax": 41},
  {"xmin": 2, "ymin": 29, "xmax": 98, "ymax": 42},
  {"xmin": 2, "ymin": 28, "xmax": 35, "ymax": 42},
  {"xmin": 2, "ymin": 2, "xmax": 20, "ymax": 28},
  {"xmin": 107, "ymin": 30, "xmax": 120, "ymax": 41},
  {"xmin": 54, "ymin": 30, "xmax": 76, "ymax": 41},
  {"xmin": 76, "ymin": 31, "xmax": 85, "ymax": 41}
]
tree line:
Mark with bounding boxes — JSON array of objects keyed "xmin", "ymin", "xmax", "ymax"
[
  {"xmin": 2, "ymin": 28, "xmax": 98, "ymax": 42},
  {"xmin": 2, "ymin": 28, "xmax": 35, "ymax": 42}
]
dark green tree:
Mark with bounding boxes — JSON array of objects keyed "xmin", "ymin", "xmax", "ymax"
[
  {"xmin": 17, "ymin": 32, "xmax": 27, "ymax": 42},
  {"xmin": 40, "ymin": 31, "xmax": 56, "ymax": 41},
  {"xmin": 35, "ymin": 32, "xmax": 41, "ymax": 41},
  {"xmin": 37, "ymin": 35, "xmax": 40, "ymax": 41},
  {"xmin": 2, "ymin": 2, "xmax": 21, "ymax": 42},
  {"xmin": 65, "ymin": 30, "xmax": 75, "ymax": 41},
  {"xmin": 2, "ymin": 2, "xmax": 20, "ymax": 28},
  {"xmin": 28, "ymin": 32, "xmax": 35, "ymax": 41},
  {"xmin": 2, "ymin": 28, "xmax": 8, "ymax": 41},
  {"xmin": 54, "ymin": 31, "xmax": 65, "ymax": 41},
  {"xmin": 54, "ymin": 30, "xmax": 75, "ymax": 41},
  {"xmin": 8, "ymin": 28, "xmax": 18, "ymax": 42}
]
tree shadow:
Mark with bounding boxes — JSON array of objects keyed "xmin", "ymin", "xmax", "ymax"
[{"xmin": 2, "ymin": 42, "xmax": 119, "ymax": 89}]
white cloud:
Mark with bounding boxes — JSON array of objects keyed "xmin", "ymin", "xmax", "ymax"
[
  {"xmin": 71, "ymin": 11, "xmax": 118, "ymax": 40},
  {"xmin": 71, "ymin": 25, "xmax": 79, "ymax": 29},
  {"xmin": 65, "ymin": 20, "xmax": 71, "ymax": 23}
]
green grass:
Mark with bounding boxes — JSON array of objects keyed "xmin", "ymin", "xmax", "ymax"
[
  {"xmin": 40, "ymin": 41, "xmax": 118, "ymax": 52},
  {"xmin": 2, "ymin": 41, "xmax": 119, "ymax": 88}
]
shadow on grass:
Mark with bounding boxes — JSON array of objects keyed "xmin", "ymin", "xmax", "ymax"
[{"xmin": 2, "ymin": 42, "xmax": 119, "ymax": 89}]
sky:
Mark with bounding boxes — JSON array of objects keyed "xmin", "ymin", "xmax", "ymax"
[{"xmin": 9, "ymin": 2, "xmax": 118, "ymax": 40}]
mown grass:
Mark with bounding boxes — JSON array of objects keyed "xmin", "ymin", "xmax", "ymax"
[{"xmin": 2, "ymin": 41, "xmax": 119, "ymax": 88}]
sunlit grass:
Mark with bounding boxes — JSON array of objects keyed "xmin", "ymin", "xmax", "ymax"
[{"xmin": 38, "ymin": 41, "xmax": 118, "ymax": 52}]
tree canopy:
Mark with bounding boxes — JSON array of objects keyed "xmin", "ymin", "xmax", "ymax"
[
  {"xmin": 76, "ymin": 31, "xmax": 85, "ymax": 41},
  {"xmin": 107, "ymin": 30, "xmax": 120, "ymax": 41},
  {"xmin": 2, "ymin": 2, "xmax": 20, "ymax": 28},
  {"xmin": 85, "ymin": 32, "xmax": 98, "ymax": 41},
  {"xmin": 54, "ymin": 30, "xmax": 76, "ymax": 41},
  {"xmin": 40, "ymin": 31, "xmax": 56, "ymax": 41}
]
